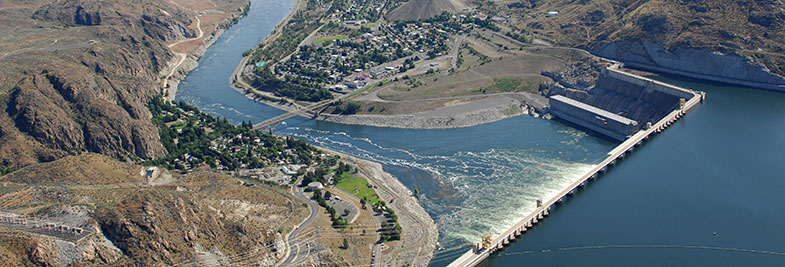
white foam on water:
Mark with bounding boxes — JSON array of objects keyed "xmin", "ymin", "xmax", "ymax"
[{"xmin": 282, "ymin": 124, "xmax": 605, "ymax": 249}]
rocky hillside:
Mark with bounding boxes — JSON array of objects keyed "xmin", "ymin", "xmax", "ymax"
[
  {"xmin": 501, "ymin": 0, "xmax": 785, "ymax": 90},
  {"xmin": 0, "ymin": 0, "xmax": 220, "ymax": 170},
  {"xmin": 387, "ymin": 0, "xmax": 467, "ymax": 21},
  {"xmin": 0, "ymin": 153, "xmax": 304, "ymax": 266}
]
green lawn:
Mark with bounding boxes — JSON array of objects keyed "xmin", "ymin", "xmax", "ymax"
[
  {"xmin": 336, "ymin": 175, "xmax": 380, "ymax": 204},
  {"xmin": 312, "ymin": 35, "xmax": 349, "ymax": 45},
  {"xmin": 364, "ymin": 22, "xmax": 379, "ymax": 29},
  {"xmin": 347, "ymin": 79, "xmax": 387, "ymax": 99},
  {"xmin": 476, "ymin": 77, "xmax": 539, "ymax": 94}
]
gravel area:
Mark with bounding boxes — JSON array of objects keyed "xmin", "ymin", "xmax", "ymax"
[{"xmin": 320, "ymin": 93, "xmax": 547, "ymax": 129}]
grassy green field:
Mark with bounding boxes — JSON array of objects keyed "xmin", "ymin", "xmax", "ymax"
[
  {"xmin": 475, "ymin": 77, "xmax": 540, "ymax": 94},
  {"xmin": 336, "ymin": 175, "xmax": 380, "ymax": 204},
  {"xmin": 312, "ymin": 35, "xmax": 349, "ymax": 45}
]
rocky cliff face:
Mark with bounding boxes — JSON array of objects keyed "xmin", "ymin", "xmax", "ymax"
[
  {"xmin": 33, "ymin": 0, "xmax": 196, "ymax": 41},
  {"xmin": 0, "ymin": 0, "xmax": 208, "ymax": 168},
  {"xmin": 593, "ymin": 41, "xmax": 785, "ymax": 91},
  {"xmin": 0, "ymin": 154, "xmax": 296, "ymax": 266},
  {"xmin": 509, "ymin": 0, "xmax": 785, "ymax": 91}
]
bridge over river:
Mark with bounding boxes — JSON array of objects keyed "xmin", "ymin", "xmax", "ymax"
[{"xmin": 252, "ymin": 99, "xmax": 337, "ymax": 131}]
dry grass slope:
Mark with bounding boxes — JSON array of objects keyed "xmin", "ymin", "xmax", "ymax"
[
  {"xmin": 387, "ymin": 0, "xmax": 467, "ymax": 21},
  {"xmin": 0, "ymin": 153, "xmax": 306, "ymax": 266}
]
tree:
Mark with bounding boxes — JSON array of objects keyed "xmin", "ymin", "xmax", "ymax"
[
  {"xmin": 324, "ymin": 190, "xmax": 332, "ymax": 199},
  {"xmin": 344, "ymin": 208, "xmax": 350, "ymax": 216},
  {"xmin": 342, "ymin": 238, "xmax": 349, "ymax": 249},
  {"xmin": 413, "ymin": 187, "xmax": 419, "ymax": 197},
  {"xmin": 312, "ymin": 189, "xmax": 322, "ymax": 200}
]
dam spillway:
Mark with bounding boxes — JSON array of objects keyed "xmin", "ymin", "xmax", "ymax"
[{"xmin": 447, "ymin": 68, "xmax": 705, "ymax": 267}]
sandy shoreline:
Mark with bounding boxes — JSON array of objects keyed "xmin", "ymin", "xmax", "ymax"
[{"xmin": 319, "ymin": 147, "xmax": 438, "ymax": 267}]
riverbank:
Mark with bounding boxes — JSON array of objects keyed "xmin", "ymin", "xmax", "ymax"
[
  {"xmin": 227, "ymin": 0, "xmax": 309, "ymax": 113},
  {"xmin": 164, "ymin": 0, "xmax": 304, "ymax": 102},
  {"xmin": 162, "ymin": 13, "xmax": 233, "ymax": 102},
  {"xmin": 320, "ymin": 93, "xmax": 547, "ymax": 129},
  {"xmin": 319, "ymin": 146, "xmax": 438, "ymax": 267}
]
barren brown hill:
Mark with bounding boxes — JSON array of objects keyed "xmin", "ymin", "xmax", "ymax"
[
  {"xmin": 500, "ymin": 0, "xmax": 785, "ymax": 90},
  {"xmin": 0, "ymin": 0, "xmax": 245, "ymax": 170},
  {"xmin": 387, "ymin": 0, "xmax": 467, "ymax": 21},
  {"xmin": 0, "ymin": 153, "xmax": 305, "ymax": 266}
]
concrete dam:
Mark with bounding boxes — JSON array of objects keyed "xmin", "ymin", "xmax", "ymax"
[
  {"xmin": 548, "ymin": 68, "xmax": 694, "ymax": 141},
  {"xmin": 448, "ymin": 67, "xmax": 704, "ymax": 267}
]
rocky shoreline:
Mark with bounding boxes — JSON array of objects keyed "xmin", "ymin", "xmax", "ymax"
[
  {"xmin": 319, "ymin": 106, "xmax": 527, "ymax": 129},
  {"xmin": 320, "ymin": 94, "xmax": 545, "ymax": 129},
  {"xmin": 161, "ymin": 14, "xmax": 234, "ymax": 102}
]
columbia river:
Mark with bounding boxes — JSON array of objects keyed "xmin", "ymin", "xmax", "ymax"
[{"xmin": 176, "ymin": 0, "xmax": 785, "ymax": 265}]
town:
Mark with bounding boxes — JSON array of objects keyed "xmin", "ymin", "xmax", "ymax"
[{"xmin": 241, "ymin": 0, "xmax": 525, "ymax": 106}]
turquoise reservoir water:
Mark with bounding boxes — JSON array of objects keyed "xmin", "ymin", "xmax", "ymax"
[{"xmin": 176, "ymin": 0, "xmax": 785, "ymax": 265}]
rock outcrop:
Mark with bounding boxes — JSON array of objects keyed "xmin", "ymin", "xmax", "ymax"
[
  {"xmin": 594, "ymin": 41, "xmax": 785, "ymax": 92},
  {"xmin": 0, "ymin": 0, "xmax": 210, "ymax": 167},
  {"xmin": 33, "ymin": 0, "xmax": 196, "ymax": 41},
  {"xmin": 0, "ymin": 154, "xmax": 296, "ymax": 266},
  {"xmin": 517, "ymin": 0, "xmax": 785, "ymax": 91}
]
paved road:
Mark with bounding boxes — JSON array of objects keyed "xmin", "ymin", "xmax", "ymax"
[
  {"xmin": 326, "ymin": 195, "xmax": 359, "ymax": 224},
  {"xmin": 278, "ymin": 184, "xmax": 320, "ymax": 266},
  {"xmin": 372, "ymin": 243, "xmax": 384, "ymax": 267}
]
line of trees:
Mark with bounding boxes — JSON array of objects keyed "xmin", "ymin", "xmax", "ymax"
[{"xmin": 311, "ymin": 189, "xmax": 349, "ymax": 228}]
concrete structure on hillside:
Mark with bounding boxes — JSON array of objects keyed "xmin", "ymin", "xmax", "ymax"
[
  {"xmin": 549, "ymin": 95, "xmax": 638, "ymax": 141},
  {"xmin": 548, "ymin": 68, "xmax": 696, "ymax": 141}
]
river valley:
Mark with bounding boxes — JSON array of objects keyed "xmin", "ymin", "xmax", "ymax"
[{"xmin": 175, "ymin": 0, "xmax": 785, "ymax": 266}]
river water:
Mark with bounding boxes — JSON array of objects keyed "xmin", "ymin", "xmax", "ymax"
[{"xmin": 176, "ymin": 0, "xmax": 785, "ymax": 265}]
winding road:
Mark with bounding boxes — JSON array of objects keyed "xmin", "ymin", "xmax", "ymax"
[
  {"xmin": 277, "ymin": 183, "xmax": 322, "ymax": 266},
  {"xmin": 162, "ymin": 14, "xmax": 203, "ymax": 101}
]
